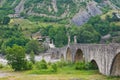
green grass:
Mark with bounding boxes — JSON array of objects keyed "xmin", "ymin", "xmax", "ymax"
[
  {"xmin": 9, "ymin": 19, "xmax": 64, "ymax": 29},
  {"xmin": 0, "ymin": 64, "xmax": 120, "ymax": 80}
]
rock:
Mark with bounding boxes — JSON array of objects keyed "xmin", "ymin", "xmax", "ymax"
[{"xmin": 72, "ymin": 1, "xmax": 102, "ymax": 26}]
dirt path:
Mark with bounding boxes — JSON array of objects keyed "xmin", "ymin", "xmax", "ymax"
[{"xmin": 0, "ymin": 71, "xmax": 12, "ymax": 78}]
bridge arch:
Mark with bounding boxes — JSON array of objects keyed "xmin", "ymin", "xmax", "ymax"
[
  {"xmin": 74, "ymin": 49, "xmax": 84, "ymax": 62},
  {"xmin": 56, "ymin": 51, "xmax": 59, "ymax": 59},
  {"xmin": 66, "ymin": 47, "xmax": 72, "ymax": 62},
  {"xmin": 51, "ymin": 52, "xmax": 55, "ymax": 59},
  {"xmin": 110, "ymin": 53, "xmax": 120, "ymax": 76},
  {"xmin": 61, "ymin": 54, "xmax": 64, "ymax": 60},
  {"xmin": 90, "ymin": 60, "xmax": 99, "ymax": 71}
]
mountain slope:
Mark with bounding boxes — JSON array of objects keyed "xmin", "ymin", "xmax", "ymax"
[{"xmin": 0, "ymin": 0, "xmax": 120, "ymax": 25}]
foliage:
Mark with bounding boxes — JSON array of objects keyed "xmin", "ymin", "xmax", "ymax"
[
  {"xmin": 27, "ymin": 16, "xmax": 59, "ymax": 22},
  {"xmin": 40, "ymin": 26, "xmax": 68, "ymax": 47},
  {"xmin": 54, "ymin": 28, "xmax": 68, "ymax": 47},
  {"xmin": 75, "ymin": 61, "xmax": 86, "ymax": 70},
  {"xmin": 35, "ymin": 59, "xmax": 48, "ymax": 70},
  {"xmin": 56, "ymin": 61, "xmax": 67, "ymax": 68},
  {"xmin": 75, "ymin": 61, "xmax": 98, "ymax": 70},
  {"xmin": 0, "ymin": 16, "xmax": 10, "ymax": 25},
  {"xmin": 51, "ymin": 63, "xmax": 57, "ymax": 72},
  {"xmin": 0, "ymin": 0, "xmax": 20, "ymax": 19},
  {"xmin": 110, "ymin": 0, "xmax": 120, "ymax": 8},
  {"xmin": 5, "ymin": 37, "xmax": 29, "ymax": 47},
  {"xmin": 23, "ymin": 61, "xmax": 33, "ymax": 70},
  {"xmin": 101, "ymin": 5, "xmax": 111, "ymax": 14},
  {"xmin": 0, "ymin": 64, "xmax": 4, "ymax": 69},
  {"xmin": 0, "ymin": 40, "xmax": 3, "ymax": 49},
  {"xmin": 30, "ymin": 51, "xmax": 35, "ymax": 64},
  {"xmin": 6, "ymin": 45, "xmax": 31, "ymax": 71},
  {"xmin": 77, "ymin": 24, "xmax": 101, "ymax": 43},
  {"xmin": 88, "ymin": 16, "xmax": 113, "ymax": 36},
  {"xmin": 3, "ymin": 17, "xmax": 10, "ymax": 25},
  {"xmin": 0, "ymin": 25, "xmax": 23, "ymax": 39},
  {"xmin": 25, "ymin": 40, "xmax": 44, "ymax": 54},
  {"xmin": 24, "ymin": 0, "xmax": 78, "ymax": 17},
  {"xmin": 40, "ymin": 25, "xmax": 53, "ymax": 36},
  {"xmin": 106, "ymin": 13, "xmax": 120, "ymax": 22}
]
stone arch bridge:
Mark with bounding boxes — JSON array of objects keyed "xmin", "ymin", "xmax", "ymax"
[{"xmin": 48, "ymin": 43, "xmax": 120, "ymax": 76}]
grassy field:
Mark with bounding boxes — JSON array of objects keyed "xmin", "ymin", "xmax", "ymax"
[{"xmin": 0, "ymin": 65, "xmax": 120, "ymax": 80}]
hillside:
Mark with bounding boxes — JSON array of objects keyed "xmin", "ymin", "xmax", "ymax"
[
  {"xmin": 0, "ymin": 0, "xmax": 120, "ymax": 48},
  {"xmin": 0, "ymin": 0, "xmax": 119, "ymax": 26}
]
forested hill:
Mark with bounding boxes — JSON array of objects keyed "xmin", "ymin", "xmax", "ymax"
[
  {"xmin": 0, "ymin": 0, "xmax": 120, "ymax": 49},
  {"xmin": 0, "ymin": 0, "xmax": 120, "ymax": 25}
]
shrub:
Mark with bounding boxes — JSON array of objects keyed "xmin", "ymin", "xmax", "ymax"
[
  {"xmin": 51, "ymin": 63, "xmax": 57, "ymax": 72},
  {"xmin": 75, "ymin": 61, "xmax": 86, "ymax": 70},
  {"xmin": 48, "ymin": 62, "xmax": 52, "ymax": 66},
  {"xmin": 0, "ymin": 64, "xmax": 4, "ymax": 69},
  {"xmin": 35, "ymin": 59, "xmax": 47, "ymax": 70},
  {"xmin": 75, "ymin": 61, "xmax": 98, "ymax": 70},
  {"xmin": 30, "ymin": 51, "xmax": 35, "ymax": 64},
  {"xmin": 89, "ymin": 62, "xmax": 98, "ymax": 70},
  {"xmin": 23, "ymin": 61, "xmax": 33, "ymax": 70},
  {"xmin": 6, "ymin": 45, "xmax": 29, "ymax": 71},
  {"xmin": 56, "ymin": 60, "xmax": 67, "ymax": 68}
]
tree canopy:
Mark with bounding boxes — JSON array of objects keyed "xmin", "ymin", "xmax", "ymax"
[{"xmin": 6, "ymin": 45, "xmax": 27, "ymax": 71}]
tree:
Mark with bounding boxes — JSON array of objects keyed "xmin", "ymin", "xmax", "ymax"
[
  {"xmin": 0, "ymin": 40, "xmax": 3, "ymax": 49},
  {"xmin": 40, "ymin": 25, "xmax": 53, "ymax": 36},
  {"xmin": 3, "ymin": 16, "xmax": 10, "ymax": 25},
  {"xmin": 5, "ymin": 37, "xmax": 29, "ymax": 47},
  {"xmin": 30, "ymin": 51, "xmax": 35, "ymax": 64},
  {"xmin": 25, "ymin": 40, "xmax": 43, "ymax": 54},
  {"xmin": 48, "ymin": 26, "xmax": 57, "ymax": 40},
  {"xmin": 88, "ymin": 16, "xmax": 110, "ymax": 36},
  {"xmin": 94, "ymin": 21, "xmax": 110, "ymax": 36},
  {"xmin": 77, "ymin": 24, "xmax": 100, "ymax": 43},
  {"xmin": 54, "ymin": 27, "xmax": 68, "ymax": 47},
  {"xmin": 0, "ymin": 14, "xmax": 5, "ymax": 25},
  {"xmin": 51, "ymin": 63, "xmax": 57, "ymax": 72},
  {"xmin": 88, "ymin": 16, "xmax": 101, "ymax": 25},
  {"xmin": 6, "ymin": 45, "xmax": 27, "ymax": 71},
  {"xmin": 35, "ymin": 59, "xmax": 47, "ymax": 70}
]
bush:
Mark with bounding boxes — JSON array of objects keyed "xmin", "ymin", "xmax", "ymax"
[
  {"xmin": 48, "ymin": 62, "xmax": 52, "ymax": 66},
  {"xmin": 75, "ymin": 61, "xmax": 98, "ymax": 70},
  {"xmin": 6, "ymin": 45, "xmax": 29, "ymax": 71},
  {"xmin": 35, "ymin": 59, "xmax": 47, "ymax": 70},
  {"xmin": 89, "ymin": 62, "xmax": 98, "ymax": 70},
  {"xmin": 23, "ymin": 61, "xmax": 33, "ymax": 70},
  {"xmin": 3, "ymin": 16, "xmax": 10, "ymax": 25},
  {"xmin": 51, "ymin": 63, "xmax": 57, "ymax": 72},
  {"xmin": 0, "ymin": 64, "xmax": 4, "ymax": 69},
  {"xmin": 75, "ymin": 61, "xmax": 86, "ymax": 70},
  {"xmin": 56, "ymin": 60, "xmax": 67, "ymax": 68},
  {"xmin": 30, "ymin": 51, "xmax": 35, "ymax": 64}
]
